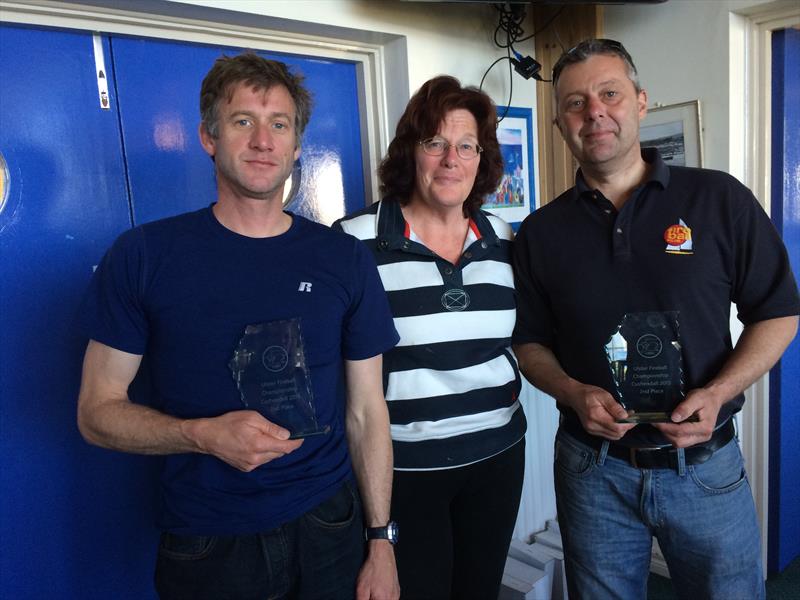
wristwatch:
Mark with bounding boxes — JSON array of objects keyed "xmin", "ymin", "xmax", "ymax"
[{"xmin": 365, "ymin": 521, "xmax": 399, "ymax": 545}]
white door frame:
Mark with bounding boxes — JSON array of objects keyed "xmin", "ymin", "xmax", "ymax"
[{"xmin": 729, "ymin": 0, "xmax": 800, "ymax": 575}]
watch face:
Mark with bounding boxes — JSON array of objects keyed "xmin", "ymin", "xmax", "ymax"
[{"xmin": 387, "ymin": 521, "xmax": 399, "ymax": 543}]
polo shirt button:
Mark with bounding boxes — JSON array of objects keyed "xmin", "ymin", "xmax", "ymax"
[
  {"xmin": 481, "ymin": 241, "xmax": 488, "ymax": 249},
  {"xmin": 444, "ymin": 267, "xmax": 453, "ymax": 275},
  {"xmin": 464, "ymin": 252, "xmax": 472, "ymax": 259},
  {"xmin": 616, "ymin": 228, "xmax": 623, "ymax": 234},
  {"xmin": 379, "ymin": 240, "xmax": 388, "ymax": 249},
  {"xmin": 605, "ymin": 209, "xmax": 612, "ymax": 215},
  {"xmin": 402, "ymin": 241, "xmax": 410, "ymax": 249}
]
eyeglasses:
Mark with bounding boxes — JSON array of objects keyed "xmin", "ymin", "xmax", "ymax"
[{"xmin": 418, "ymin": 138, "xmax": 483, "ymax": 160}]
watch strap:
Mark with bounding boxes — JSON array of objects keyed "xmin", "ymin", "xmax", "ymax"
[{"xmin": 365, "ymin": 521, "xmax": 398, "ymax": 544}]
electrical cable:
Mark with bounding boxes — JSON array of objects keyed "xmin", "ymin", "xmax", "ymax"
[
  {"xmin": 500, "ymin": 45, "xmax": 513, "ymax": 122},
  {"xmin": 482, "ymin": 2, "xmax": 564, "ymax": 119},
  {"xmin": 479, "ymin": 55, "xmax": 512, "ymax": 91},
  {"xmin": 493, "ymin": 4, "xmax": 526, "ymax": 49},
  {"xmin": 480, "ymin": 19, "xmax": 514, "ymax": 122}
]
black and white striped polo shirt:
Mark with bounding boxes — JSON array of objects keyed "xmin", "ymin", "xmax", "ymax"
[{"xmin": 335, "ymin": 199, "xmax": 526, "ymax": 470}]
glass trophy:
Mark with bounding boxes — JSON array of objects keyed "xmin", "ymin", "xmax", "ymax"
[
  {"xmin": 228, "ymin": 318, "xmax": 330, "ymax": 439},
  {"xmin": 604, "ymin": 311, "xmax": 692, "ymax": 423}
]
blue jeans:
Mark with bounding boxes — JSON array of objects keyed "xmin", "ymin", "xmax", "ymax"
[
  {"xmin": 154, "ymin": 480, "xmax": 364, "ymax": 600},
  {"xmin": 554, "ymin": 427, "xmax": 764, "ymax": 600}
]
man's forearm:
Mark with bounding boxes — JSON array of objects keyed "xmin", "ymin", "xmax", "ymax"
[
  {"xmin": 702, "ymin": 315, "xmax": 798, "ymax": 406},
  {"xmin": 344, "ymin": 355, "xmax": 399, "ymax": 598},
  {"xmin": 514, "ymin": 341, "xmax": 634, "ymax": 438},
  {"xmin": 78, "ymin": 393, "xmax": 199, "ymax": 455},
  {"xmin": 654, "ymin": 315, "xmax": 798, "ymax": 444},
  {"xmin": 346, "ymin": 406, "xmax": 393, "ymax": 527},
  {"xmin": 346, "ymin": 397, "xmax": 399, "ymax": 600},
  {"xmin": 77, "ymin": 339, "xmax": 198, "ymax": 454},
  {"xmin": 344, "ymin": 355, "xmax": 393, "ymax": 527},
  {"xmin": 77, "ymin": 340, "xmax": 301, "ymax": 470},
  {"xmin": 514, "ymin": 342, "xmax": 577, "ymax": 404}
]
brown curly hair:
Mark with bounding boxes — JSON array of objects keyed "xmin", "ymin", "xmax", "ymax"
[{"xmin": 378, "ymin": 76, "xmax": 503, "ymax": 216}]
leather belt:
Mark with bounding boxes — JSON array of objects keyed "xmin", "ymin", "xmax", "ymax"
[{"xmin": 564, "ymin": 418, "xmax": 736, "ymax": 470}]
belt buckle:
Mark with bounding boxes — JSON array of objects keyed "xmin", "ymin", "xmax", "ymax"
[{"xmin": 629, "ymin": 446, "xmax": 664, "ymax": 469}]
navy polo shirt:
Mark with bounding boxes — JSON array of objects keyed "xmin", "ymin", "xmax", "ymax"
[{"xmin": 513, "ymin": 149, "xmax": 800, "ymax": 446}]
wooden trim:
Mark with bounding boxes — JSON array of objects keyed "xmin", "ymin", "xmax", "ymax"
[{"xmin": 531, "ymin": 6, "xmax": 603, "ymax": 205}]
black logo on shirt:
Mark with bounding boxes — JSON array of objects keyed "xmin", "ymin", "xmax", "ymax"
[{"xmin": 441, "ymin": 289, "xmax": 470, "ymax": 312}]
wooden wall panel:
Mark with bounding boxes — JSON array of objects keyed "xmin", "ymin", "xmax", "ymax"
[{"xmin": 531, "ymin": 5, "xmax": 603, "ymax": 204}]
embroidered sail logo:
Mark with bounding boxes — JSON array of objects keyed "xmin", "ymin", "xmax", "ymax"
[{"xmin": 664, "ymin": 219, "xmax": 693, "ymax": 255}]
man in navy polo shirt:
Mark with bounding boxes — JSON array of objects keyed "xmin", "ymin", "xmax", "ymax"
[
  {"xmin": 513, "ymin": 39, "xmax": 799, "ymax": 599},
  {"xmin": 77, "ymin": 53, "xmax": 400, "ymax": 599}
]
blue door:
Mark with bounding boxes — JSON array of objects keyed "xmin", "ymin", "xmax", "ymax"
[
  {"xmin": 1, "ymin": 23, "xmax": 367, "ymax": 599},
  {"xmin": 0, "ymin": 23, "xmax": 156, "ymax": 598},
  {"xmin": 768, "ymin": 26, "xmax": 800, "ymax": 576}
]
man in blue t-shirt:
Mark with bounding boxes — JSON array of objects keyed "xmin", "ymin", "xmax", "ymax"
[{"xmin": 77, "ymin": 53, "xmax": 400, "ymax": 600}]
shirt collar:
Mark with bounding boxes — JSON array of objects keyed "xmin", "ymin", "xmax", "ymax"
[
  {"xmin": 376, "ymin": 198, "xmax": 500, "ymax": 249},
  {"xmin": 575, "ymin": 147, "xmax": 671, "ymax": 199}
]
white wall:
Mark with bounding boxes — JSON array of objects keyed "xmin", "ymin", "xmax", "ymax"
[
  {"xmin": 603, "ymin": 0, "xmax": 773, "ymax": 174},
  {"xmin": 167, "ymin": 0, "xmax": 538, "ymax": 129}
]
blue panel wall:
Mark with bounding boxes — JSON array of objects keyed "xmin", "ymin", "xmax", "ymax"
[
  {"xmin": 0, "ymin": 24, "xmax": 160, "ymax": 598},
  {"xmin": 768, "ymin": 27, "xmax": 800, "ymax": 575}
]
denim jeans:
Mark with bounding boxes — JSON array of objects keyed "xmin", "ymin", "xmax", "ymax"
[
  {"xmin": 554, "ymin": 427, "xmax": 764, "ymax": 600},
  {"xmin": 154, "ymin": 480, "xmax": 364, "ymax": 600}
]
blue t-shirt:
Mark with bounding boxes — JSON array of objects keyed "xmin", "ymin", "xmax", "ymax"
[{"xmin": 78, "ymin": 207, "xmax": 399, "ymax": 535}]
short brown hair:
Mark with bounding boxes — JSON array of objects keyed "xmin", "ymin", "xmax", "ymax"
[
  {"xmin": 378, "ymin": 76, "xmax": 503, "ymax": 216},
  {"xmin": 200, "ymin": 52, "xmax": 313, "ymax": 143}
]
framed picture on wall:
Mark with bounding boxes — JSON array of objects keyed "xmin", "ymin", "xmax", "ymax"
[
  {"xmin": 640, "ymin": 100, "xmax": 704, "ymax": 168},
  {"xmin": 482, "ymin": 106, "xmax": 537, "ymax": 226}
]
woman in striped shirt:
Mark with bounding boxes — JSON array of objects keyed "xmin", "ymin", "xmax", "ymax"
[{"xmin": 335, "ymin": 75, "xmax": 527, "ymax": 599}]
